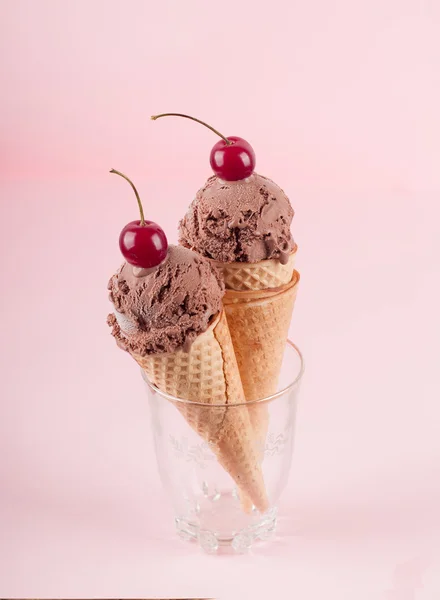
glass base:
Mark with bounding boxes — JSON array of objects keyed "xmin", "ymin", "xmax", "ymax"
[{"xmin": 174, "ymin": 490, "xmax": 277, "ymax": 554}]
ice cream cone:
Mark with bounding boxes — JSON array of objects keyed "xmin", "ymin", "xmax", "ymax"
[
  {"xmin": 216, "ymin": 248, "xmax": 300, "ymax": 457},
  {"xmin": 133, "ymin": 310, "xmax": 269, "ymax": 513},
  {"xmin": 219, "ymin": 243, "xmax": 297, "ymax": 291},
  {"xmin": 222, "ymin": 270, "xmax": 300, "ymax": 399},
  {"xmin": 178, "ymin": 169, "xmax": 300, "ymax": 466}
]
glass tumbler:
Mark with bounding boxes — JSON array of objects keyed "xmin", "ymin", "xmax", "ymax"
[{"xmin": 142, "ymin": 340, "xmax": 304, "ymax": 553}]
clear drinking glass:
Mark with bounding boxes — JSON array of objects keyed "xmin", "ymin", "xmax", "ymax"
[{"xmin": 142, "ymin": 340, "xmax": 304, "ymax": 553}]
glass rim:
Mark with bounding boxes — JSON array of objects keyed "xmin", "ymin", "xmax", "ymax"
[{"xmin": 142, "ymin": 339, "xmax": 304, "ymax": 407}]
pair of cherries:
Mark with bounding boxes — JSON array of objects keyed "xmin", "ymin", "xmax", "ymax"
[{"xmin": 114, "ymin": 113, "xmax": 256, "ymax": 269}]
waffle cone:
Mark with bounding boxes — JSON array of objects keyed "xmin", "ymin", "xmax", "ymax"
[
  {"xmin": 132, "ymin": 310, "xmax": 269, "ymax": 513},
  {"xmin": 221, "ymin": 262, "xmax": 300, "ymax": 456},
  {"xmin": 213, "ymin": 244, "xmax": 297, "ymax": 292},
  {"xmin": 223, "ymin": 270, "xmax": 300, "ymax": 397}
]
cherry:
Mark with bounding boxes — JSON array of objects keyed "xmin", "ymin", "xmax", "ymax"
[
  {"xmin": 151, "ymin": 113, "xmax": 256, "ymax": 181},
  {"xmin": 110, "ymin": 169, "xmax": 168, "ymax": 268},
  {"xmin": 210, "ymin": 135, "xmax": 255, "ymax": 181}
]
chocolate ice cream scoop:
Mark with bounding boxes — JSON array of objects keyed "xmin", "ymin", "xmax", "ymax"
[
  {"xmin": 107, "ymin": 245, "xmax": 224, "ymax": 356},
  {"xmin": 179, "ymin": 173, "xmax": 295, "ymax": 265}
]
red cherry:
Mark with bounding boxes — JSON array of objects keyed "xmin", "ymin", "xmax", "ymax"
[
  {"xmin": 110, "ymin": 169, "xmax": 168, "ymax": 268},
  {"xmin": 151, "ymin": 113, "xmax": 256, "ymax": 181},
  {"xmin": 119, "ymin": 220, "xmax": 168, "ymax": 268},
  {"xmin": 210, "ymin": 136, "xmax": 255, "ymax": 181}
]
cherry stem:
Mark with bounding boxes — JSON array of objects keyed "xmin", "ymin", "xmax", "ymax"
[
  {"xmin": 110, "ymin": 169, "xmax": 145, "ymax": 226},
  {"xmin": 151, "ymin": 113, "xmax": 232, "ymax": 145}
]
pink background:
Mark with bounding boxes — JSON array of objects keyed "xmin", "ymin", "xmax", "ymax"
[{"xmin": 1, "ymin": 0, "xmax": 440, "ymax": 598}]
